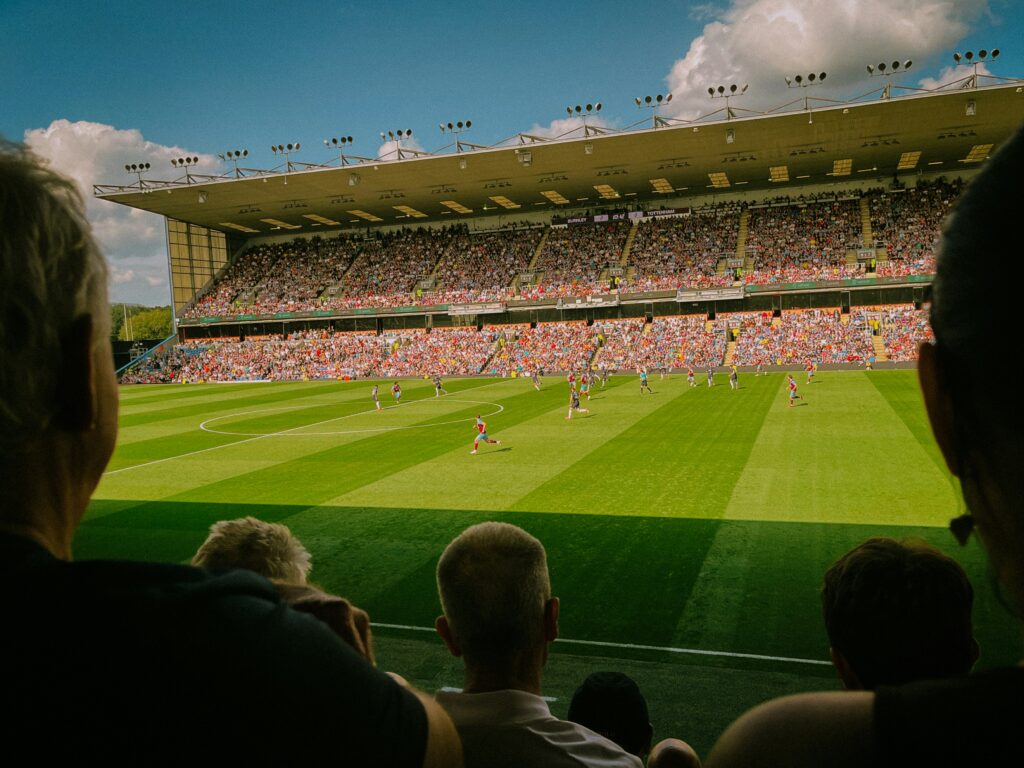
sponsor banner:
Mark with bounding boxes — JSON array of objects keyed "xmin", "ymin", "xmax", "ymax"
[
  {"xmin": 553, "ymin": 207, "xmax": 690, "ymax": 226},
  {"xmin": 448, "ymin": 302, "xmax": 506, "ymax": 316},
  {"xmin": 557, "ymin": 295, "xmax": 620, "ymax": 309},
  {"xmin": 676, "ymin": 287, "xmax": 745, "ymax": 302}
]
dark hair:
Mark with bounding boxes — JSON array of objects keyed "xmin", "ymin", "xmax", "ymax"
[
  {"xmin": 568, "ymin": 671, "xmax": 653, "ymax": 757},
  {"xmin": 821, "ymin": 537, "xmax": 975, "ymax": 689}
]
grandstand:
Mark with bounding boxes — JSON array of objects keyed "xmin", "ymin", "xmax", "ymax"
[{"xmin": 99, "ymin": 83, "xmax": 1024, "ymax": 381}]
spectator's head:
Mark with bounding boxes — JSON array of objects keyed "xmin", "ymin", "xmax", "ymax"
[
  {"xmin": 192, "ymin": 516, "xmax": 312, "ymax": 584},
  {"xmin": 822, "ymin": 537, "xmax": 977, "ymax": 689},
  {"xmin": 0, "ymin": 142, "xmax": 116, "ymax": 556},
  {"xmin": 648, "ymin": 738, "xmax": 702, "ymax": 768},
  {"xmin": 922, "ymin": 124, "xmax": 1024, "ymax": 617},
  {"xmin": 567, "ymin": 671, "xmax": 653, "ymax": 758},
  {"xmin": 435, "ymin": 522, "xmax": 557, "ymax": 691}
]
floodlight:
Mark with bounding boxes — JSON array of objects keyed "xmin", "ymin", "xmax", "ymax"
[
  {"xmin": 741, "ymin": 84, "xmax": 748, "ymax": 93},
  {"xmin": 125, "ymin": 164, "xmax": 130, "ymax": 171},
  {"xmin": 820, "ymin": 72, "xmax": 827, "ymax": 81},
  {"xmin": 666, "ymin": 93, "xmax": 672, "ymax": 102},
  {"xmin": 903, "ymin": 61, "xmax": 912, "ymax": 70},
  {"xmin": 465, "ymin": 121, "xmax": 471, "ymax": 128},
  {"xmin": 878, "ymin": 62, "xmax": 886, "ymax": 71},
  {"xmin": 953, "ymin": 52, "xmax": 962, "ymax": 63},
  {"xmin": 707, "ymin": 87, "xmax": 714, "ymax": 95},
  {"xmin": 567, "ymin": 107, "xmax": 572, "ymax": 115},
  {"xmin": 717, "ymin": 85, "xmax": 725, "ymax": 94},
  {"xmin": 785, "ymin": 76, "xmax": 792, "ymax": 84},
  {"xmin": 808, "ymin": 73, "xmax": 816, "ymax": 82},
  {"xmin": 992, "ymin": 49, "xmax": 1000, "ymax": 59},
  {"xmin": 866, "ymin": 64, "xmax": 874, "ymax": 73},
  {"xmin": 979, "ymin": 49, "xmax": 988, "ymax": 59},
  {"xmin": 795, "ymin": 75, "xmax": 803, "ymax": 84},
  {"xmin": 892, "ymin": 60, "xmax": 900, "ymax": 70},
  {"xmin": 965, "ymin": 51, "xmax": 974, "ymax": 60}
]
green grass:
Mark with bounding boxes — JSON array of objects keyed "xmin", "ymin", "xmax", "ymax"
[{"xmin": 85, "ymin": 371, "xmax": 1023, "ymax": 757}]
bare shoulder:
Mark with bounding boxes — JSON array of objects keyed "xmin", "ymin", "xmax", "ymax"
[{"xmin": 706, "ymin": 691, "xmax": 874, "ymax": 768}]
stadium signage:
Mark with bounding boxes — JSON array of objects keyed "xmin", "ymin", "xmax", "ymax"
[
  {"xmin": 552, "ymin": 207, "xmax": 690, "ymax": 227},
  {"xmin": 676, "ymin": 287, "xmax": 744, "ymax": 301},
  {"xmin": 448, "ymin": 302, "xmax": 505, "ymax": 316},
  {"xmin": 557, "ymin": 294, "xmax": 620, "ymax": 309}
]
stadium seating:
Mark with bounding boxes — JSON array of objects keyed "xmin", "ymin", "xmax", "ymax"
[
  {"xmin": 520, "ymin": 221, "xmax": 632, "ymax": 299},
  {"xmin": 626, "ymin": 207, "xmax": 739, "ymax": 292},
  {"xmin": 744, "ymin": 199, "xmax": 863, "ymax": 285},
  {"xmin": 486, "ymin": 321, "xmax": 598, "ymax": 376},
  {"xmin": 870, "ymin": 179, "xmax": 961, "ymax": 277},
  {"xmin": 594, "ymin": 316, "xmax": 726, "ymax": 371},
  {"xmin": 728, "ymin": 309, "xmax": 874, "ymax": 365},
  {"xmin": 421, "ymin": 227, "xmax": 544, "ymax": 305}
]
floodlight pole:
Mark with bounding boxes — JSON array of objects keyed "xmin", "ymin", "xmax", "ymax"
[
  {"xmin": 709, "ymin": 85, "xmax": 748, "ymax": 120},
  {"xmin": 439, "ymin": 120, "xmax": 473, "ymax": 152},
  {"xmin": 635, "ymin": 93, "xmax": 674, "ymax": 129},
  {"xmin": 565, "ymin": 102, "xmax": 603, "ymax": 137},
  {"xmin": 951, "ymin": 48, "xmax": 1001, "ymax": 89}
]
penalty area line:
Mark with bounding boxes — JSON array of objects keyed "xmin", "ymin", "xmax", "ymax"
[{"xmin": 370, "ymin": 622, "xmax": 830, "ymax": 667}]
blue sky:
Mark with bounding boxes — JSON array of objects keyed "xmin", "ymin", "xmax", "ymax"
[{"xmin": 3, "ymin": 0, "xmax": 1021, "ymax": 304}]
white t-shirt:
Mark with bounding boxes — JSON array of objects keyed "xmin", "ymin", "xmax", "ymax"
[{"xmin": 435, "ymin": 688, "xmax": 642, "ymax": 768}]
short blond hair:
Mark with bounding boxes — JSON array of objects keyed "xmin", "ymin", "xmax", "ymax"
[
  {"xmin": 192, "ymin": 517, "xmax": 312, "ymax": 584},
  {"xmin": 437, "ymin": 522, "xmax": 550, "ymax": 667}
]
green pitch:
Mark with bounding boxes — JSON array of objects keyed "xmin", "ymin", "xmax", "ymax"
[{"xmin": 83, "ymin": 372, "xmax": 1022, "ymax": 756}]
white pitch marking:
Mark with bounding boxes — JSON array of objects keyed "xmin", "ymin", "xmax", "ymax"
[
  {"xmin": 370, "ymin": 622, "xmax": 830, "ymax": 667},
  {"xmin": 104, "ymin": 392, "xmax": 502, "ymax": 475}
]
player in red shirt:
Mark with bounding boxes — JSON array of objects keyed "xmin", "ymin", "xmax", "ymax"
[
  {"xmin": 788, "ymin": 374, "xmax": 804, "ymax": 408},
  {"xmin": 391, "ymin": 381, "xmax": 402, "ymax": 404},
  {"xmin": 470, "ymin": 415, "xmax": 501, "ymax": 455}
]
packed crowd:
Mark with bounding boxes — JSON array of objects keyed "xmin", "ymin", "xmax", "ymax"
[
  {"xmin": 594, "ymin": 316, "xmax": 727, "ymax": 371},
  {"xmin": 381, "ymin": 327, "xmax": 500, "ymax": 377},
  {"xmin": 744, "ymin": 199, "xmax": 863, "ymax": 284},
  {"xmin": 123, "ymin": 331, "xmax": 392, "ymax": 383},
  {"xmin": 421, "ymin": 228, "xmax": 543, "ymax": 305},
  {"xmin": 728, "ymin": 309, "xmax": 874, "ymax": 365},
  {"xmin": 520, "ymin": 221, "xmax": 632, "ymax": 299},
  {"xmin": 626, "ymin": 208, "xmax": 739, "ymax": 292},
  {"xmin": 871, "ymin": 179, "xmax": 961, "ymax": 277},
  {"xmin": 180, "ymin": 186, "xmax": 961, "ymax": 320},
  {"xmin": 867, "ymin": 304, "xmax": 934, "ymax": 362},
  {"xmin": 323, "ymin": 227, "xmax": 456, "ymax": 310},
  {"xmin": 486, "ymin": 321, "xmax": 598, "ymax": 376}
]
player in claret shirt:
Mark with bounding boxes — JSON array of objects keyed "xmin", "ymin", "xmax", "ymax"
[{"xmin": 470, "ymin": 415, "xmax": 501, "ymax": 455}]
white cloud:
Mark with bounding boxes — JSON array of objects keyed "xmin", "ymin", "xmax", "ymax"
[
  {"xmin": 664, "ymin": 0, "xmax": 989, "ymax": 120},
  {"xmin": 376, "ymin": 135, "xmax": 426, "ymax": 160},
  {"xmin": 918, "ymin": 61, "xmax": 991, "ymax": 90},
  {"xmin": 23, "ymin": 119, "xmax": 214, "ymax": 306},
  {"xmin": 522, "ymin": 115, "xmax": 612, "ymax": 140}
]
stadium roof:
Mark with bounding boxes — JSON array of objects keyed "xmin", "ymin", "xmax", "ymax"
[{"xmin": 96, "ymin": 83, "xmax": 1024, "ymax": 236}]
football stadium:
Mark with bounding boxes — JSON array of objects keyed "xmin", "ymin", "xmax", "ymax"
[
  {"xmin": 5, "ymin": 5, "xmax": 1024, "ymax": 764},
  {"xmin": 92, "ymin": 75, "xmax": 1024, "ymax": 756}
]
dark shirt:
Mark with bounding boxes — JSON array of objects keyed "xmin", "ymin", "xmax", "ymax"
[
  {"xmin": 0, "ymin": 533, "xmax": 427, "ymax": 765},
  {"xmin": 875, "ymin": 666, "xmax": 1024, "ymax": 767}
]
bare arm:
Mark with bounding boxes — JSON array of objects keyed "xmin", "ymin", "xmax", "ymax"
[
  {"xmin": 414, "ymin": 690, "xmax": 464, "ymax": 768},
  {"xmin": 706, "ymin": 691, "xmax": 874, "ymax": 768}
]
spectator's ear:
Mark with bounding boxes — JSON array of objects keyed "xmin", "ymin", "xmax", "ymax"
[
  {"xmin": 56, "ymin": 314, "xmax": 97, "ymax": 433},
  {"xmin": 918, "ymin": 342, "xmax": 959, "ymax": 477},
  {"xmin": 829, "ymin": 647, "xmax": 863, "ymax": 691},
  {"xmin": 435, "ymin": 615, "xmax": 461, "ymax": 657},
  {"xmin": 544, "ymin": 597, "xmax": 560, "ymax": 642}
]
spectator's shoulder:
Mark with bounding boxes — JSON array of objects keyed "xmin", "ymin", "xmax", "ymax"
[{"xmin": 706, "ymin": 691, "xmax": 873, "ymax": 768}]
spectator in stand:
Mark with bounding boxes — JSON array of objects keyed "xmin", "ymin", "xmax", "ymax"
[
  {"xmin": 192, "ymin": 516, "xmax": 312, "ymax": 584},
  {"xmin": 705, "ymin": 123, "xmax": 1024, "ymax": 768},
  {"xmin": 821, "ymin": 538, "xmax": 977, "ymax": 690},
  {"xmin": 434, "ymin": 522, "xmax": 641, "ymax": 768},
  {"xmin": 870, "ymin": 179, "xmax": 961, "ymax": 278},
  {"xmin": 192, "ymin": 516, "xmax": 378, "ymax": 665},
  {"xmin": 861, "ymin": 304, "xmax": 934, "ymax": 362},
  {"xmin": 0, "ymin": 141, "xmax": 461, "ymax": 764},
  {"xmin": 568, "ymin": 672, "xmax": 654, "ymax": 760},
  {"xmin": 567, "ymin": 671, "xmax": 703, "ymax": 767},
  {"xmin": 523, "ymin": 221, "xmax": 631, "ymax": 299},
  {"xmin": 729, "ymin": 309, "xmax": 872, "ymax": 366},
  {"xmin": 384, "ymin": 327, "xmax": 498, "ymax": 377},
  {"xmin": 489, "ymin": 321, "xmax": 597, "ymax": 376},
  {"xmin": 423, "ymin": 227, "xmax": 542, "ymax": 305},
  {"xmin": 627, "ymin": 207, "xmax": 739, "ymax": 292},
  {"xmin": 744, "ymin": 198, "xmax": 862, "ymax": 285}
]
